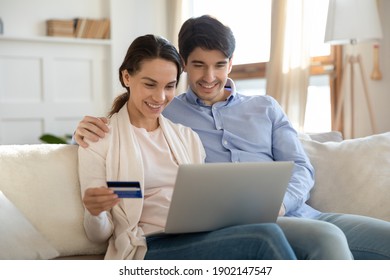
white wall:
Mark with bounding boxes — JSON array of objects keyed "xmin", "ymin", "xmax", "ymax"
[
  {"xmin": 343, "ymin": 0, "xmax": 390, "ymax": 137},
  {"xmin": 109, "ymin": 0, "xmax": 168, "ymax": 97},
  {"xmin": 0, "ymin": 0, "xmax": 109, "ymax": 36},
  {"xmin": 372, "ymin": 0, "xmax": 390, "ymax": 135}
]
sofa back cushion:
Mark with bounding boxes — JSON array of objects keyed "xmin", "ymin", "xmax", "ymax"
[
  {"xmin": 301, "ymin": 132, "xmax": 390, "ymax": 221},
  {"xmin": 0, "ymin": 144, "xmax": 106, "ymax": 258}
]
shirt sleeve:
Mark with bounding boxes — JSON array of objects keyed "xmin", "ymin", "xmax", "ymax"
[
  {"xmin": 70, "ymin": 133, "xmax": 77, "ymax": 145},
  {"xmin": 269, "ymin": 98, "xmax": 315, "ymax": 215}
]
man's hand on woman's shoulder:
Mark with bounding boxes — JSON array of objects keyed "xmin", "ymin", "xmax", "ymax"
[{"xmin": 75, "ymin": 116, "xmax": 109, "ymax": 148}]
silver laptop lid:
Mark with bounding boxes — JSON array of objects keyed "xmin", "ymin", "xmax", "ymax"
[{"xmin": 164, "ymin": 161, "xmax": 293, "ymax": 234}]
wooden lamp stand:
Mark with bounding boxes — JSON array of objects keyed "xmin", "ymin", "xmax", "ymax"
[{"xmin": 333, "ymin": 54, "xmax": 377, "ymax": 138}]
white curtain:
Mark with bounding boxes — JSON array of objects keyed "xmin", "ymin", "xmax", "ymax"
[
  {"xmin": 166, "ymin": 0, "xmax": 184, "ymax": 48},
  {"xmin": 266, "ymin": 0, "xmax": 311, "ymax": 132},
  {"xmin": 166, "ymin": 0, "xmax": 190, "ymax": 94}
]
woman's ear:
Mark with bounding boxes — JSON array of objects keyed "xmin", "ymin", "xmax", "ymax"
[{"xmin": 122, "ymin": 69, "xmax": 130, "ymax": 84}]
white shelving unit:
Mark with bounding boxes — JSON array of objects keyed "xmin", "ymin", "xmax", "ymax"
[
  {"xmin": 0, "ymin": 0, "xmax": 170, "ymax": 144},
  {"xmin": 0, "ymin": 35, "xmax": 112, "ymax": 46},
  {"xmin": 0, "ymin": 34, "xmax": 112, "ymax": 144},
  {"xmin": 0, "ymin": 0, "xmax": 113, "ymax": 144}
]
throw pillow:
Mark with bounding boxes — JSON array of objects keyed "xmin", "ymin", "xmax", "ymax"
[
  {"xmin": 301, "ymin": 132, "xmax": 390, "ymax": 222},
  {"xmin": 0, "ymin": 191, "xmax": 59, "ymax": 259}
]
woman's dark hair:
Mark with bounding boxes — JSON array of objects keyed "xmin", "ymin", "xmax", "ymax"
[
  {"xmin": 178, "ymin": 15, "xmax": 236, "ymax": 64},
  {"xmin": 108, "ymin": 34, "xmax": 182, "ymax": 117}
]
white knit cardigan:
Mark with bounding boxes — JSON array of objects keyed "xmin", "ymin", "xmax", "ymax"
[{"xmin": 78, "ymin": 104, "xmax": 206, "ymax": 259}]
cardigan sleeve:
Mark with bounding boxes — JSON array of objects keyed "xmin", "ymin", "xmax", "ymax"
[
  {"xmin": 78, "ymin": 131, "xmax": 115, "ymax": 243},
  {"xmin": 83, "ymin": 210, "xmax": 113, "ymax": 243}
]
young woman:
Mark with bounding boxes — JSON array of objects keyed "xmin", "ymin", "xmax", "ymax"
[{"xmin": 78, "ymin": 34, "xmax": 296, "ymax": 260}]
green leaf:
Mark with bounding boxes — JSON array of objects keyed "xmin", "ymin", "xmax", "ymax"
[{"xmin": 39, "ymin": 134, "xmax": 68, "ymax": 144}]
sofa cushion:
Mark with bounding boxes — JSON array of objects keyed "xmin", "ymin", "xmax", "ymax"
[
  {"xmin": 301, "ymin": 132, "xmax": 390, "ymax": 221},
  {"xmin": 298, "ymin": 131, "xmax": 343, "ymax": 143},
  {"xmin": 0, "ymin": 144, "xmax": 107, "ymax": 258},
  {"xmin": 307, "ymin": 131, "xmax": 343, "ymax": 142},
  {"xmin": 0, "ymin": 191, "xmax": 59, "ymax": 259}
]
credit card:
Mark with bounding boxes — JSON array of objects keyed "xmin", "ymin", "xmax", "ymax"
[{"xmin": 107, "ymin": 181, "xmax": 142, "ymax": 198}]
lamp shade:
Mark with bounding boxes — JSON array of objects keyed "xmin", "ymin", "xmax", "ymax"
[{"xmin": 324, "ymin": 0, "xmax": 383, "ymax": 45}]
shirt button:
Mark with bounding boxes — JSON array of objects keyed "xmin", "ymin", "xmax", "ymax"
[{"xmin": 223, "ymin": 140, "xmax": 228, "ymax": 145}]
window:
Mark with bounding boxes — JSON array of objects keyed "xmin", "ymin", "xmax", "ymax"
[
  {"xmin": 189, "ymin": 0, "xmax": 337, "ymax": 132},
  {"xmin": 191, "ymin": 0, "xmax": 272, "ymax": 65}
]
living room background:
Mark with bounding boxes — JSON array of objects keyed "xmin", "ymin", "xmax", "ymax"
[{"xmin": 0, "ymin": 0, "xmax": 389, "ymax": 144}]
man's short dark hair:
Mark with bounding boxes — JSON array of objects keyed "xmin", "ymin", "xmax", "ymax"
[{"xmin": 178, "ymin": 15, "xmax": 236, "ymax": 63}]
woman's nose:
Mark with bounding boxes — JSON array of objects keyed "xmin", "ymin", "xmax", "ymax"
[{"xmin": 152, "ymin": 88, "xmax": 166, "ymax": 102}]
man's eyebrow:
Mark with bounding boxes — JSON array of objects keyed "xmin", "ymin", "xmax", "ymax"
[
  {"xmin": 190, "ymin": 60, "xmax": 205, "ymax": 64},
  {"xmin": 190, "ymin": 60, "xmax": 228, "ymax": 65},
  {"xmin": 217, "ymin": 60, "xmax": 228, "ymax": 64}
]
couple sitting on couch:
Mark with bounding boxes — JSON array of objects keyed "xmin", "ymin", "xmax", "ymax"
[{"xmin": 75, "ymin": 15, "xmax": 390, "ymax": 260}]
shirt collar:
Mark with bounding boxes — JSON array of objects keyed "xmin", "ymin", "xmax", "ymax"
[{"xmin": 185, "ymin": 78, "xmax": 237, "ymax": 106}]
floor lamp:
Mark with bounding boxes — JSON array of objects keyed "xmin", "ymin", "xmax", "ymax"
[{"xmin": 324, "ymin": 0, "xmax": 383, "ymax": 138}]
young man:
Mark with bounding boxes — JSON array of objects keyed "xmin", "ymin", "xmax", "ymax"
[{"xmin": 74, "ymin": 15, "xmax": 390, "ymax": 260}]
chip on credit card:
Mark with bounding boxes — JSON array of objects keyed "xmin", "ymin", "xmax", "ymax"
[{"xmin": 107, "ymin": 181, "xmax": 142, "ymax": 198}]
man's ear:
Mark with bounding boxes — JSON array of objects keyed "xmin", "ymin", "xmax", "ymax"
[
  {"xmin": 181, "ymin": 55, "xmax": 188, "ymax": 73},
  {"xmin": 227, "ymin": 56, "xmax": 234, "ymax": 74}
]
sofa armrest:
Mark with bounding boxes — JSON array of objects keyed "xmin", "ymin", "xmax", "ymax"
[{"xmin": 0, "ymin": 144, "xmax": 107, "ymax": 259}]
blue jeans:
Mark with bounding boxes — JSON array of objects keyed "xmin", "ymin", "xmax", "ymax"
[
  {"xmin": 277, "ymin": 214, "xmax": 390, "ymax": 260},
  {"xmin": 277, "ymin": 216, "xmax": 353, "ymax": 259},
  {"xmin": 318, "ymin": 213, "xmax": 390, "ymax": 260},
  {"xmin": 144, "ymin": 223, "xmax": 296, "ymax": 260}
]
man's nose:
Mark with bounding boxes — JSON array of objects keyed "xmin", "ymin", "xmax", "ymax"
[{"xmin": 203, "ymin": 67, "xmax": 216, "ymax": 82}]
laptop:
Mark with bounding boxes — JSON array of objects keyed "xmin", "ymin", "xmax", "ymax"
[{"xmin": 146, "ymin": 161, "xmax": 293, "ymax": 236}]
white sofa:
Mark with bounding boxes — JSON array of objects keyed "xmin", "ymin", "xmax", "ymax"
[{"xmin": 1, "ymin": 131, "xmax": 389, "ymax": 259}]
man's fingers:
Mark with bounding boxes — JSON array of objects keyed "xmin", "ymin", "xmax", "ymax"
[
  {"xmin": 74, "ymin": 134, "xmax": 89, "ymax": 148},
  {"xmin": 82, "ymin": 122, "xmax": 106, "ymax": 138},
  {"xmin": 99, "ymin": 117, "xmax": 109, "ymax": 126},
  {"xmin": 84, "ymin": 116, "xmax": 109, "ymax": 133},
  {"xmin": 74, "ymin": 116, "xmax": 109, "ymax": 146}
]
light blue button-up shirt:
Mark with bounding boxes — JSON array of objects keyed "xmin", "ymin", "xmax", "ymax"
[{"xmin": 163, "ymin": 79, "xmax": 321, "ymax": 218}]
